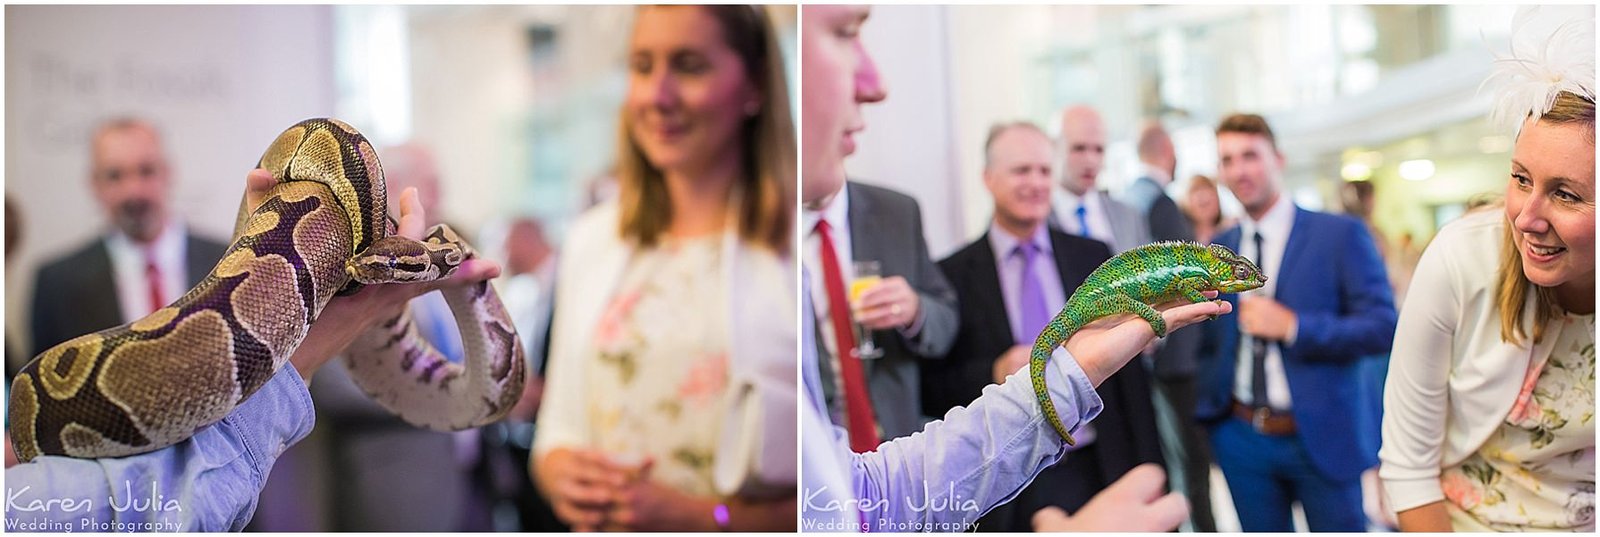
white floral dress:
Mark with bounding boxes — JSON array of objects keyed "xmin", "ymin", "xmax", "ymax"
[
  {"xmin": 1443, "ymin": 313, "xmax": 1595, "ymax": 531},
  {"xmin": 586, "ymin": 236, "xmax": 729, "ymax": 497}
]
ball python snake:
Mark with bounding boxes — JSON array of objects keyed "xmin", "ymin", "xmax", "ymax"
[{"xmin": 8, "ymin": 118, "xmax": 526, "ymax": 462}]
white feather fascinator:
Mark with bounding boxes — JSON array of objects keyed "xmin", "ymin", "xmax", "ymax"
[{"xmin": 1480, "ymin": 5, "xmax": 1596, "ymax": 133}]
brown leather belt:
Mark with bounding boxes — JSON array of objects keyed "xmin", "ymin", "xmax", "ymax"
[{"xmin": 1231, "ymin": 400, "xmax": 1297, "ymax": 436}]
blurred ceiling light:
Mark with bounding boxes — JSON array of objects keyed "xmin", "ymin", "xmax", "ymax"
[
  {"xmin": 1341, "ymin": 162, "xmax": 1373, "ymax": 181},
  {"xmin": 1399, "ymin": 159, "xmax": 1435, "ymax": 181},
  {"xmin": 1336, "ymin": 6, "xmax": 1377, "ymax": 52},
  {"xmin": 1340, "ymin": 59, "xmax": 1380, "ymax": 95},
  {"xmin": 1478, "ymin": 135, "xmax": 1512, "ymax": 154}
]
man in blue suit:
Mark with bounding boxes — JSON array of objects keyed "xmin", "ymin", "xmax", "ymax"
[{"xmin": 1197, "ymin": 114, "xmax": 1396, "ymax": 531}]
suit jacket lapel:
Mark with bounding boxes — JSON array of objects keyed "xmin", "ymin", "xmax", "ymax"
[
  {"xmin": 1048, "ymin": 231, "xmax": 1081, "ymax": 293},
  {"xmin": 1276, "ymin": 207, "xmax": 1313, "ymax": 301},
  {"xmin": 183, "ymin": 235, "xmax": 212, "ymax": 287},
  {"xmin": 88, "ymin": 240, "xmax": 123, "ymax": 327},
  {"xmin": 846, "ymin": 182, "xmax": 874, "ymax": 256},
  {"xmin": 968, "ymin": 232, "xmax": 1013, "ymax": 343},
  {"xmin": 1101, "ymin": 192, "xmax": 1127, "ymax": 251},
  {"xmin": 1216, "ymin": 226, "xmax": 1241, "ymax": 253}
]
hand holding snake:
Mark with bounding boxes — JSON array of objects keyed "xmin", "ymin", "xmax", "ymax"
[
  {"xmin": 256, "ymin": 173, "xmax": 500, "ymax": 383},
  {"xmin": 10, "ymin": 119, "xmax": 526, "ymax": 461}
]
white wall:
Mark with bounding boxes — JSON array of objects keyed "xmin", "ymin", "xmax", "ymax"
[
  {"xmin": 5, "ymin": 5, "xmax": 336, "ymax": 354},
  {"xmin": 402, "ymin": 5, "xmax": 634, "ymax": 239},
  {"xmin": 843, "ymin": 5, "xmax": 1152, "ymax": 258},
  {"xmin": 843, "ymin": 5, "xmax": 968, "ymax": 258}
]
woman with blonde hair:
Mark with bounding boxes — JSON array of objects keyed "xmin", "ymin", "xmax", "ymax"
[
  {"xmin": 530, "ymin": 5, "xmax": 796, "ymax": 532},
  {"xmin": 1181, "ymin": 174, "xmax": 1230, "ymax": 244},
  {"xmin": 1379, "ymin": 6, "xmax": 1595, "ymax": 531}
]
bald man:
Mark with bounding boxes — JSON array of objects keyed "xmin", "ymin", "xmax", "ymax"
[
  {"xmin": 30, "ymin": 118, "xmax": 229, "ymax": 355},
  {"xmin": 1049, "ymin": 105, "xmax": 1150, "ymax": 254}
]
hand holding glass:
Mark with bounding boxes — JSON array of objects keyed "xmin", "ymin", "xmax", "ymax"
[{"xmin": 850, "ymin": 260, "xmax": 885, "ymax": 360}]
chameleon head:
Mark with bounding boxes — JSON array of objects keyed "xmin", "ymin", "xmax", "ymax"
[
  {"xmin": 1205, "ymin": 243, "xmax": 1267, "ymax": 293},
  {"xmin": 346, "ymin": 236, "xmax": 456, "ymax": 285}
]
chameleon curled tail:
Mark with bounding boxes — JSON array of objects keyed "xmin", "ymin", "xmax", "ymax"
[{"xmin": 1028, "ymin": 241, "xmax": 1266, "ymax": 445}]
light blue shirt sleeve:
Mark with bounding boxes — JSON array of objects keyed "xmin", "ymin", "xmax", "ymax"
[
  {"xmin": 5, "ymin": 363, "xmax": 316, "ymax": 532},
  {"xmin": 851, "ymin": 350, "xmax": 1100, "ymax": 531},
  {"xmin": 799, "ymin": 268, "xmax": 1103, "ymax": 532}
]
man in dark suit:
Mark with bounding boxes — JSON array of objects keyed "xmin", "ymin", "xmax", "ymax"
[
  {"xmin": 1120, "ymin": 120, "xmax": 1215, "ymax": 531},
  {"xmin": 1198, "ymin": 113, "xmax": 1396, "ymax": 531},
  {"xmin": 925, "ymin": 121, "xmax": 1164, "ymax": 532},
  {"xmin": 30, "ymin": 118, "xmax": 228, "ymax": 356},
  {"xmin": 803, "ymin": 179, "xmax": 959, "ymax": 446}
]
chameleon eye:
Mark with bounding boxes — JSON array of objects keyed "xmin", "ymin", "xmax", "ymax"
[{"xmin": 1234, "ymin": 266, "xmax": 1247, "ymax": 279}]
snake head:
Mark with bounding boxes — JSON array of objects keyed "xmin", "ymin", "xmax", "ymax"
[
  {"xmin": 1206, "ymin": 243, "xmax": 1267, "ymax": 294},
  {"xmin": 346, "ymin": 237, "xmax": 449, "ymax": 285}
]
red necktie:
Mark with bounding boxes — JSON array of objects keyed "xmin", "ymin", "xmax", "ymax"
[
  {"xmin": 815, "ymin": 219, "xmax": 880, "ymax": 452},
  {"xmin": 145, "ymin": 251, "xmax": 165, "ymax": 315}
]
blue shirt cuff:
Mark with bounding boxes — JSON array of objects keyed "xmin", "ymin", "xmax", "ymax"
[
  {"xmin": 1050, "ymin": 347, "xmax": 1104, "ymax": 438},
  {"xmin": 896, "ymin": 306, "xmax": 926, "ymax": 339},
  {"xmin": 225, "ymin": 363, "xmax": 316, "ymax": 482}
]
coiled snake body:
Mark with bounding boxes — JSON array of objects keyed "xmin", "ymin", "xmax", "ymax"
[{"xmin": 9, "ymin": 118, "xmax": 526, "ymax": 461}]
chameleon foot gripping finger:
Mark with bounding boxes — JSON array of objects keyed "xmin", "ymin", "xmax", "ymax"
[{"xmin": 1028, "ymin": 241, "xmax": 1266, "ymax": 445}]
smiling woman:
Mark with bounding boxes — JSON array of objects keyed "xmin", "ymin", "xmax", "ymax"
[
  {"xmin": 530, "ymin": 4, "xmax": 797, "ymax": 533},
  {"xmin": 1498, "ymin": 92, "xmax": 1598, "ymax": 341},
  {"xmin": 617, "ymin": 5, "xmax": 793, "ymax": 251},
  {"xmin": 1379, "ymin": 6, "xmax": 1595, "ymax": 531}
]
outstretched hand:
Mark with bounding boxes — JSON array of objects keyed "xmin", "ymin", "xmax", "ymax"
[
  {"xmin": 1064, "ymin": 292, "xmax": 1230, "ymax": 386},
  {"xmin": 1031, "ymin": 463, "xmax": 1189, "ymax": 532},
  {"xmin": 240, "ymin": 169, "xmax": 501, "ymax": 382}
]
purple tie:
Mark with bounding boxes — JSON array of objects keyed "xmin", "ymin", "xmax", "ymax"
[{"xmin": 1016, "ymin": 243, "xmax": 1050, "ymax": 344}]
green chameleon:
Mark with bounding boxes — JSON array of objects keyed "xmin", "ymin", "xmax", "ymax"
[{"xmin": 1031, "ymin": 240, "xmax": 1267, "ymax": 445}]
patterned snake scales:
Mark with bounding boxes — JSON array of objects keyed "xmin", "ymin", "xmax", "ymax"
[{"xmin": 9, "ymin": 118, "xmax": 526, "ymax": 462}]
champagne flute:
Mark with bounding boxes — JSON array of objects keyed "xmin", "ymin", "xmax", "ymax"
[{"xmin": 850, "ymin": 260, "xmax": 885, "ymax": 360}]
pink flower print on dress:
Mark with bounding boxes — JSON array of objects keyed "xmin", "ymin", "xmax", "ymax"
[
  {"xmin": 677, "ymin": 352, "xmax": 728, "ymax": 407},
  {"xmin": 1443, "ymin": 471, "xmax": 1484, "ymax": 510},
  {"xmin": 1507, "ymin": 355, "xmax": 1548, "ymax": 425},
  {"xmin": 595, "ymin": 290, "xmax": 644, "ymax": 350},
  {"xmin": 1507, "ymin": 396, "xmax": 1545, "ymax": 425}
]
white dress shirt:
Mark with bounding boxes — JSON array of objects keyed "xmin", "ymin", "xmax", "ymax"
[
  {"xmin": 802, "ymin": 187, "xmax": 855, "ymax": 382},
  {"xmin": 1232, "ymin": 196, "xmax": 1297, "ymax": 410},
  {"xmin": 103, "ymin": 221, "xmax": 189, "ymax": 323},
  {"xmin": 1052, "ymin": 188, "xmax": 1118, "ymax": 248}
]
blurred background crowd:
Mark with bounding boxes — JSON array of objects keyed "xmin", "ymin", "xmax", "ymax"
[{"xmin": 850, "ymin": 4, "xmax": 1516, "ymax": 265}]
